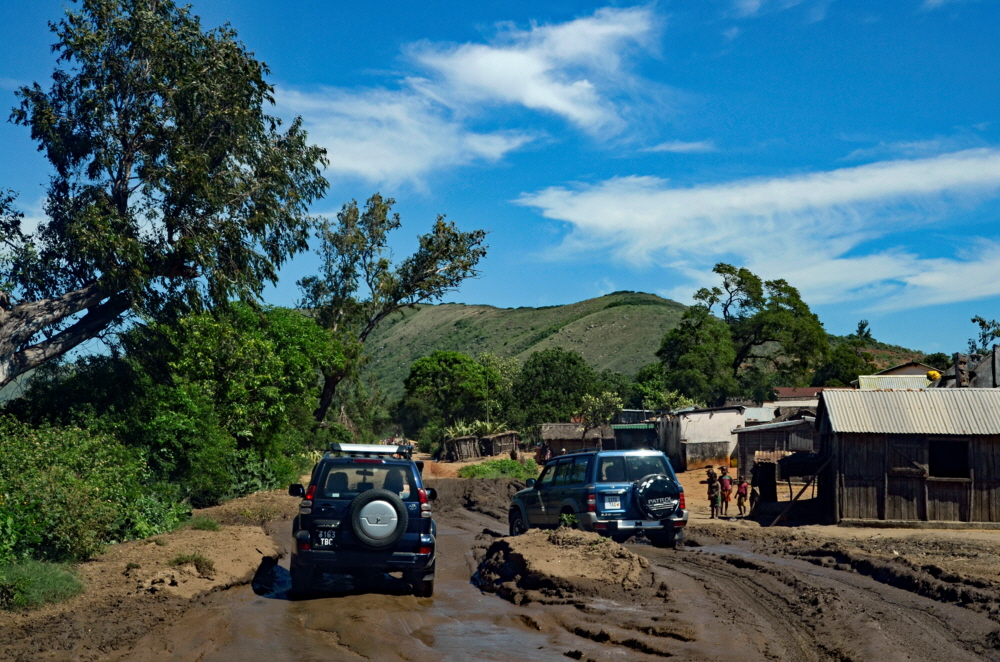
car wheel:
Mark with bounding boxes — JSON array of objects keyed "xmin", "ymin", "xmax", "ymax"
[
  {"xmin": 289, "ymin": 565, "xmax": 313, "ymax": 598},
  {"xmin": 414, "ymin": 578, "xmax": 434, "ymax": 597},
  {"xmin": 509, "ymin": 510, "xmax": 527, "ymax": 536},
  {"xmin": 648, "ymin": 529, "xmax": 677, "ymax": 549}
]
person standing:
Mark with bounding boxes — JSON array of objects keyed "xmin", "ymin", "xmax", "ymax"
[
  {"xmin": 718, "ymin": 466, "xmax": 734, "ymax": 517},
  {"xmin": 707, "ymin": 475, "xmax": 721, "ymax": 519},
  {"xmin": 736, "ymin": 476, "xmax": 749, "ymax": 517}
]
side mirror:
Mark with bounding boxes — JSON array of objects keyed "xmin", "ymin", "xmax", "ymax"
[
  {"xmin": 288, "ymin": 483, "xmax": 305, "ymax": 497},
  {"xmin": 425, "ymin": 488, "xmax": 438, "ymax": 501},
  {"xmin": 525, "ymin": 478, "xmax": 536, "ymax": 489}
]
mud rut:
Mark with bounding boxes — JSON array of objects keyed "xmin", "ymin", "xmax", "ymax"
[{"xmin": 116, "ymin": 480, "xmax": 999, "ymax": 662}]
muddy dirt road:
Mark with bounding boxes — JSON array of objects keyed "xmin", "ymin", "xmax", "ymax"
[{"xmin": 104, "ymin": 478, "xmax": 999, "ymax": 662}]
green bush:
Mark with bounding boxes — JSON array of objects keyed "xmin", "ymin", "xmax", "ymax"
[
  {"xmin": 0, "ymin": 560, "xmax": 83, "ymax": 610},
  {"xmin": 0, "ymin": 417, "xmax": 187, "ymax": 561},
  {"xmin": 457, "ymin": 458, "xmax": 539, "ymax": 480}
]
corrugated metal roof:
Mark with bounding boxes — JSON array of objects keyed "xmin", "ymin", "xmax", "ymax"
[
  {"xmin": 821, "ymin": 389, "xmax": 1000, "ymax": 435},
  {"xmin": 733, "ymin": 419, "xmax": 814, "ymax": 434},
  {"xmin": 857, "ymin": 375, "xmax": 930, "ymax": 390},
  {"xmin": 611, "ymin": 423, "xmax": 657, "ymax": 430}
]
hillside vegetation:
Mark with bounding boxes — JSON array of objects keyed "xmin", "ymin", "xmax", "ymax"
[{"xmin": 364, "ymin": 292, "xmax": 687, "ymax": 399}]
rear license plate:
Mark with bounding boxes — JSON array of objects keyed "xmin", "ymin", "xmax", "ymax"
[
  {"xmin": 604, "ymin": 497, "xmax": 621, "ymax": 510},
  {"xmin": 315, "ymin": 530, "xmax": 336, "ymax": 547}
]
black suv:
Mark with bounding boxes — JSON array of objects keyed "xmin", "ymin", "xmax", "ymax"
[
  {"xmin": 288, "ymin": 443, "xmax": 437, "ymax": 597},
  {"xmin": 508, "ymin": 449, "xmax": 687, "ymax": 547}
]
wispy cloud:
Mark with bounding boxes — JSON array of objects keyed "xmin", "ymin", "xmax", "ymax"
[
  {"xmin": 922, "ymin": 0, "xmax": 979, "ymax": 9},
  {"xmin": 516, "ymin": 149, "xmax": 1000, "ymax": 310},
  {"xmin": 731, "ymin": 0, "xmax": 833, "ymax": 21},
  {"xmin": 644, "ymin": 140, "xmax": 717, "ymax": 153},
  {"xmin": 407, "ymin": 6, "xmax": 661, "ymax": 136},
  {"xmin": 841, "ymin": 135, "xmax": 987, "ymax": 161},
  {"xmin": 278, "ymin": 6, "xmax": 665, "ymax": 185},
  {"xmin": 280, "ymin": 88, "xmax": 533, "ymax": 188}
]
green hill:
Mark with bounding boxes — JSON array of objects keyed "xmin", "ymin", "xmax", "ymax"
[{"xmin": 364, "ymin": 291, "xmax": 687, "ymax": 399}]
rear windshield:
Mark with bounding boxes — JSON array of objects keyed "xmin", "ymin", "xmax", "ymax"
[
  {"xmin": 317, "ymin": 462, "xmax": 418, "ymax": 501},
  {"xmin": 597, "ymin": 454, "xmax": 674, "ymax": 482}
]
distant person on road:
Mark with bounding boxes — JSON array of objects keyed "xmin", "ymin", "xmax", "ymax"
[
  {"xmin": 736, "ymin": 476, "xmax": 749, "ymax": 517},
  {"xmin": 718, "ymin": 466, "xmax": 733, "ymax": 517},
  {"xmin": 707, "ymin": 475, "xmax": 721, "ymax": 519}
]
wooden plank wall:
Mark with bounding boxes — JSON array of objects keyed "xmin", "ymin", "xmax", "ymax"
[
  {"xmin": 972, "ymin": 435, "xmax": 1000, "ymax": 522},
  {"xmin": 837, "ymin": 433, "xmax": 1000, "ymax": 523}
]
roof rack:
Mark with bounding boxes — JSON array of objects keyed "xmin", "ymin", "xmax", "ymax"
[
  {"xmin": 557, "ymin": 448, "xmax": 601, "ymax": 457},
  {"xmin": 327, "ymin": 442, "xmax": 413, "ymax": 459}
]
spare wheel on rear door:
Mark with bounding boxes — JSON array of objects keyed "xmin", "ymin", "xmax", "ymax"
[
  {"xmin": 346, "ymin": 489, "xmax": 409, "ymax": 549},
  {"xmin": 634, "ymin": 474, "xmax": 680, "ymax": 520}
]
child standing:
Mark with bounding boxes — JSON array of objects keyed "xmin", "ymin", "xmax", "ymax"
[
  {"xmin": 736, "ymin": 476, "xmax": 749, "ymax": 517},
  {"xmin": 707, "ymin": 475, "xmax": 721, "ymax": 519},
  {"xmin": 718, "ymin": 466, "xmax": 733, "ymax": 517}
]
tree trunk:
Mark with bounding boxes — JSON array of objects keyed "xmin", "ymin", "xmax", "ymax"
[
  {"xmin": 0, "ymin": 284, "xmax": 129, "ymax": 389},
  {"xmin": 313, "ymin": 369, "xmax": 346, "ymax": 423}
]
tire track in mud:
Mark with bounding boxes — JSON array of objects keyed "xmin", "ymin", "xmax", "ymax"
[{"xmin": 636, "ymin": 545, "xmax": 1000, "ymax": 662}]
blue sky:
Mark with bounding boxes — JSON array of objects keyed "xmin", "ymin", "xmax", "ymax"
[{"xmin": 1, "ymin": 0, "xmax": 998, "ymax": 354}]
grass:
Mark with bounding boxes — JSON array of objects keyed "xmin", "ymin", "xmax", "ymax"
[
  {"xmin": 188, "ymin": 515, "xmax": 221, "ymax": 531},
  {"xmin": 458, "ymin": 458, "xmax": 539, "ymax": 481},
  {"xmin": 0, "ymin": 560, "xmax": 83, "ymax": 610},
  {"xmin": 168, "ymin": 553, "xmax": 215, "ymax": 577}
]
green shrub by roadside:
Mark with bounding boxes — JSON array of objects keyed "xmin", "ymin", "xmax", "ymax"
[
  {"xmin": 0, "ymin": 417, "xmax": 188, "ymax": 561},
  {"xmin": 457, "ymin": 458, "xmax": 539, "ymax": 481},
  {"xmin": 0, "ymin": 560, "xmax": 83, "ymax": 610}
]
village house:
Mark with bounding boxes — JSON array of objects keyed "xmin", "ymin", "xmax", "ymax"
[
  {"xmin": 931, "ymin": 347, "xmax": 998, "ymax": 389},
  {"xmin": 816, "ymin": 388, "xmax": 1000, "ymax": 524},
  {"xmin": 658, "ymin": 405, "xmax": 746, "ymax": 472},
  {"xmin": 539, "ymin": 423, "xmax": 614, "ymax": 457}
]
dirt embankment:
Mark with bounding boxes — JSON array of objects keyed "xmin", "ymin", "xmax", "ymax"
[
  {"xmin": 424, "ymin": 477, "xmax": 525, "ymax": 522},
  {"xmin": 474, "ymin": 527, "xmax": 662, "ymax": 605},
  {"xmin": 0, "ymin": 489, "xmax": 300, "ymax": 662}
]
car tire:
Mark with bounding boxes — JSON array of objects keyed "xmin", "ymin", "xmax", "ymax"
[
  {"xmin": 346, "ymin": 489, "xmax": 409, "ymax": 550},
  {"xmin": 635, "ymin": 473, "xmax": 680, "ymax": 521},
  {"xmin": 289, "ymin": 565, "xmax": 314, "ymax": 598},
  {"xmin": 648, "ymin": 529, "xmax": 677, "ymax": 549},
  {"xmin": 414, "ymin": 578, "xmax": 434, "ymax": 597},
  {"xmin": 509, "ymin": 510, "xmax": 528, "ymax": 536}
]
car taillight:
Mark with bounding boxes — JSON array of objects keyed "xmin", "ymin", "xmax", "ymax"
[
  {"xmin": 297, "ymin": 539, "xmax": 311, "ymax": 551},
  {"xmin": 305, "ymin": 484, "xmax": 317, "ymax": 500},
  {"xmin": 586, "ymin": 488, "xmax": 596, "ymax": 513},
  {"xmin": 353, "ymin": 459, "xmax": 383, "ymax": 464},
  {"xmin": 418, "ymin": 488, "xmax": 432, "ymax": 518},
  {"xmin": 679, "ymin": 491, "xmax": 685, "ymax": 510},
  {"xmin": 418, "ymin": 546, "xmax": 432, "ymax": 555}
]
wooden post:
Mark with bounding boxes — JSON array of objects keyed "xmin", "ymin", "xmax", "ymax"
[{"xmin": 769, "ymin": 457, "xmax": 833, "ymax": 527}]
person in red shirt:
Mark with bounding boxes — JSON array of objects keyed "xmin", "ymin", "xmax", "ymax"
[
  {"xmin": 736, "ymin": 476, "xmax": 749, "ymax": 517},
  {"xmin": 718, "ymin": 466, "xmax": 734, "ymax": 517}
]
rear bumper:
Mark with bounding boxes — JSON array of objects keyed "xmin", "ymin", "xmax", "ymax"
[
  {"xmin": 579, "ymin": 509, "xmax": 688, "ymax": 532},
  {"xmin": 291, "ymin": 534, "xmax": 436, "ymax": 572}
]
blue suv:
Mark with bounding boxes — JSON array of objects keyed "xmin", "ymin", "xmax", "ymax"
[
  {"xmin": 288, "ymin": 443, "xmax": 437, "ymax": 597},
  {"xmin": 508, "ymin": 449, "xmax": 687, "ymax": 547}
]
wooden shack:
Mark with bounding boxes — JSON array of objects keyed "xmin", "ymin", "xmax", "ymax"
[
  {"xmin": 540, "ymin": 423, "xmax": 613, "ymax": 456},
  {"xmin": 480, "ymin": 431, "xmax": 519, "ymax": 457},
  {"xmin": 816, "ymin": 389, "xmax": 1000, "ymax": 524},
  {"xmin": 735, "ymin": 419, "xmax": 818, "ymax": 475}
]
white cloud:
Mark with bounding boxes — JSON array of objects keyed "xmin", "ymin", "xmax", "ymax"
[
  {"xmin": 407, "ymin": 6, "xmax": 660, "ymax": 136},
  {"xmin": 278, "ymin": 6, "xmax": 663, "ymax": 185},
  {"xmin": 841, "ymin": 136, "xmax": 985, "ymax": 161},
  {"xmin": 516, "ymin": 149, "xmax": 1000, "ymax": 310},
  {"xmin": 722, "ymin": 27, "xmax": 742, "ymax": 40},
  {"xmin": 922, "ymin": 0, "xmax": 979, "ymax": 9},
  {"xmin": 280, "ymin": 88, "xmax": 532, "ymax": 187},
  {"xmin": 644, "ymin": 140, "xmax": 717, "ymax": 153}
]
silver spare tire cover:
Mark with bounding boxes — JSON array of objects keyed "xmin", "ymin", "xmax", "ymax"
[{"xmin": 357, "ymin": 500, "xmax": 399, "ymax": 539}]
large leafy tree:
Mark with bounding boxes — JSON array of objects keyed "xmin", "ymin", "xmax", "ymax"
[
  {"xmin": 0, "ymin": 0, "xmax": 327, "ymax": 389},
  {"xmin": 397, "ymin": 351, "xmax": 494, "ymax": 440},
  {"xmin": 656, "ymin": 306, "xmax": 739, "ymax": 406},
  {"xmin": 511, "ymin": 347, "xmax": 597, "ymax": 430},
  {"xmin": 968, "ymin": 316, "xmax": 1000, "ymax": 355},
  {"xmin": 694, "ymin": 264, "xmax": 828, "ymax": 385},
  {"xmin": 297, "ymin": 194, "xmax": 487, "ymax": 423}
]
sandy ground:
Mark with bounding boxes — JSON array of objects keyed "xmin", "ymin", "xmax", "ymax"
[{"xmin": 2, "ymin": 473, "xmax": 999, "ymax": 661}]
